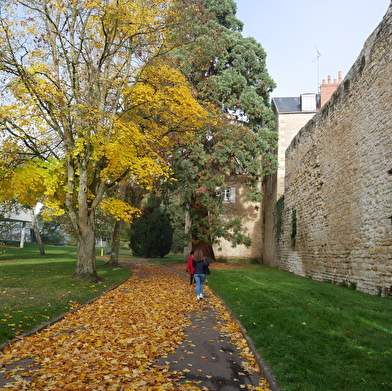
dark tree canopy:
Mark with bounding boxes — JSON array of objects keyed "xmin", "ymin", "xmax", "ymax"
[
  {"xmin": 129, "ymin": 197, "xmax": 173, "ymax": 258},
  {"xmin": 167, "ymin": 0, "xmax": 278, "ymax": 260}
]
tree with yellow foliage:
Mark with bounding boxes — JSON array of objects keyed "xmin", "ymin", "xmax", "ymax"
[{"xmin": 0, "ymin": 0, "xmax": 208, "ymax": 280}]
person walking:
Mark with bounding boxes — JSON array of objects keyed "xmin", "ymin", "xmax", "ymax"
[
  {"xmin": 186, "ymin": 251, "xmax": 195, "ymax": 285},
  {"xmin": 192, "ymin": 248, "xmax": 209, "ymax": 300}
]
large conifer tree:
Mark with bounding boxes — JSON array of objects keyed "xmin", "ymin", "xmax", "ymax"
[{"xmin": 168, "ymin": 0, "xmax": 278, "ymax": 260}]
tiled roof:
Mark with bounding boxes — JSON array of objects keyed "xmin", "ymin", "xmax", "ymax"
[
  {"xmin": 272, "ymin": 97, "xmax": 301, "ymax": 113},
  {"xmin": 272, "ymin": 95, "xmax": 319, "ymax": 113}
]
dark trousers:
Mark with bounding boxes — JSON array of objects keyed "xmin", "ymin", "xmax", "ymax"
[{"xmin": 190, "ymin": 274, "xmax": 194, "ymax": 285}]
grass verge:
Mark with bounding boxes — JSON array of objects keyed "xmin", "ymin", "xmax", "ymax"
[
  {"xmin": 0, "ymin": 244, "xmax": 130, "ymax": 345},
  {"xmin": 146, "ymin": 253, "xmax": 184, "ymax": 264},
  {"xmin": 208, "ymin": 264, "xmax": 392, "ymax": 391}
]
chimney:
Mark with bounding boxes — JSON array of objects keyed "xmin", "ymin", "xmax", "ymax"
[{"xmin": 320, "ymin": 71, "xmax": 343, "ymax": 108}]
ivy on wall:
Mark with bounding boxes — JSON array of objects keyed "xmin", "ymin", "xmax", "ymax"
[
  {"xmin": 291, "ymin": 208, "xmax": 297, "ymax": 247},
  {"xmin": 273, "ymin": 195, "xmax": 284, "ymax": 241}
]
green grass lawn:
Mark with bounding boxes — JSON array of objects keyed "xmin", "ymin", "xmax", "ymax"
[
  {"xmin": 146, "ymin": 253, "xmax": 184, "ymax": 263},
  {"xmin": 0, "ymin": 243, "xmax": 130, "ymax": 344},
  {"xmin": 2, "ymin": 246, "xmax": 391, "ymax": 391},
  {"xmin": 208, "ymin": 265, "xmax": 392, "ymax": 391}
]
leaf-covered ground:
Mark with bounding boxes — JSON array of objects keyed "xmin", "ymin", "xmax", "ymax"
[{"xmin": 0, "ymin": 262, "xmax": 271, "ymax": 390}]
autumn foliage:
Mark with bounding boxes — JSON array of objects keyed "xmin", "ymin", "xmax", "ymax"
[
  {"xmin": 0, "ymin": 263, "xmax": 269, "ymax": 390},
  {"xmin": 0, "ymin": 0, "xmax": 209, "ymax": 279}
]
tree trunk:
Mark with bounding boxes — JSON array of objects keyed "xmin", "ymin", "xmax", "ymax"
[
  {"xmin": 19, "ymin": 221, "xmax": 26, "ymax": 248},
  {"xmin": 71, "ymin": 175, "xmax": 103, "ymax": 281},
  {"xmin": 192, "ymin": 240, "xmax": 216, "ymax": 262},
  {"xmin": 183, "ymin": 209, "xmax": 192, "ymax": 261},
  {"xmin": 107, "ymin": 218, "xmax": 123, "ymax": 267},
  {"xmin": 189, "ymin": 196, "xmax": 216, "ymax": 261},
  {"xmin": 106, "ymin": 183, "xmax": 127, "ymax": 267},
  {"xmin": 72, "ymin": 211, "xmax": 102, "ymax": 281},
  {"xmin": 30, "ymin": 209, "xmax": 45, "ymax": 255}
]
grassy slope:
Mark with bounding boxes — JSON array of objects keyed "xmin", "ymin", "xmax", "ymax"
[{"xmin": 208, "ymin": 265, "xmax": 392, "ymax": 391}]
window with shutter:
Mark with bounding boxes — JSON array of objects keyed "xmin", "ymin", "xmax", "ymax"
[{"xmin": 222, "ymin": 187, "xmax": 236, "ymax": 203}]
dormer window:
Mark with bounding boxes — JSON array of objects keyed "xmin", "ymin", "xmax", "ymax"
[{"xmin": 301, "ymin": 94, "xmax": 317, "ymax": 111}]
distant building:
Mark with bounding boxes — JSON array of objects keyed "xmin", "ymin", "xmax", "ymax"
[
  {"xmin": 272, "ymin": 93, "xmax": 319, "ymax": 197},
  {"xmin": 0, "ymin": 209, "xmax": 35, "ymax": 247},
  {"xmin": 210, "ymin": 73, "xmax": 343, "ymax": 263},
  {"xmin": 319, "ymin": 72, "xmax": 343, "ymax": 107},
  {"xmin": 212, "ymin": 173, "xmax": 264, "ymax": 263},
  {"xmin": 261, "ymin": 72, "xmax": 342, "ymax": 265},
  {"xmin": 271, "ymin": 72, "xmax": 342, "ymax": 196}
]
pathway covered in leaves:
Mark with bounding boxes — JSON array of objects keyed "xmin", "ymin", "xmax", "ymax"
[{"xmin": 0, "ymin": 261, "xmax": 273, "ymax": 390}]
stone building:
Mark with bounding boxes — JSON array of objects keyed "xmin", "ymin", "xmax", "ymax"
[
  {"xmin": 272, "ymin": 94, "xmax": 318, "ymax": 197},
  {"xmin": 261, "ymin": 75, "xmax": 342, "ymax": 265},
  {"xmin": 272, "ymin": 72, "xmax": 342, "ymax": 197},
  {"xmin": 212, "ymin": 175, "xmax": 264, "ymax": 263},
  {"xmin": 214, "ymin": 72, "xmax": 342, "ymax": 262},
  {"xmin": 212, "ymin": 77, "xmax": 342, "ymax": 264},
  {"xmin": 266, "ymin": 3, "xmax": 392, "ymax": 296}
]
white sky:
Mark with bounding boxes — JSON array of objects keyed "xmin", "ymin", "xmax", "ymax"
[{"xmin": 236, "ymin": 0, "xmax": 390, "ymax": 97}]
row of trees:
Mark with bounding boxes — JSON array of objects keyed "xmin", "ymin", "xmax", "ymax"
[{"xmin": 0, "ymin": 0, "xmax": 277, "ymax": 280}]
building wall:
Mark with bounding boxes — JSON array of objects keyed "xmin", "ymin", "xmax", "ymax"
[
  {"xmin": 261, "ymin": 171, "xmax": 279, "ymax": 266},
  {"xmin": 275, "ymin": 112, "xmax": 316, "ymax": 197},
  {"xmin": 213, "ymin": 176, "xmax": 263, "ymax": 263},
  {"xmin": 274, "ymin": 4, "xmax": 392, "ymax": 296},
  {"xmin": 0, "ymin": 221, "xmax": 34, "ymax": 243}
]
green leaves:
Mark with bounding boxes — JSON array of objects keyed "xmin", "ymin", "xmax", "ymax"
[{"xmin": 164, "ymin": 0, "xmax": 278, "ymax": 254}]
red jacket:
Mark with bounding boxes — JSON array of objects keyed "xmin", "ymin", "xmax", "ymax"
[{"xmin": 186, "ymin": 255, "xmax": 194, "ymax": 274}]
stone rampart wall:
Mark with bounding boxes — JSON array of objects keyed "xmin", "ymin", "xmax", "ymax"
[{"xmin": 275, "ymin": 4, "xmax": 392, "ymax": 296}]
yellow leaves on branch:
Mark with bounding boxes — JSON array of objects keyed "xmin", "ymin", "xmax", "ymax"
[
  {"xmin": 130, "ymin": 64, "xmax": 208, "ymax": 140},
  {"xmin": 0, "ymin": 0, "xmax": 210, "ymax": 221},
  {"xmin": 94, "ymin": 0, "xmax": 173, "ymax": 43},
  {"xmin": 100, "ymin": 198, "xmax": 140, "ymax": 223},
  {"xmin": 100, "ymin": 63, "xmax": 208, "ymax": 185},
  {"xmin": 0, "ymin": 159, "xmax": 65, "ymax": 211},
  {"xmin": 100, "ymin": 121, "xmax": 173, "ymax": 186}
]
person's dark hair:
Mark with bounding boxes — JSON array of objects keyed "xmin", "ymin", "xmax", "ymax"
[{"xmin": 193, "ymin": 248, "xmax": 204, "ymax": 262}]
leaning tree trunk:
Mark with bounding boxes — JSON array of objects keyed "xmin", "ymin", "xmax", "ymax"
[
  {"xmin": 191, "ymin": 238, "xmax": 216, "ymax": 262},
  {"xmin": 191, "ymin": 198, "xmax": 216, "ymax": 262},
  {"xmin": 30, "ymin": 209, "xmax": 45, "ymax": 255}
]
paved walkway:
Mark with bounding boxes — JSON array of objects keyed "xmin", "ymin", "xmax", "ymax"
[
  {"xmin": 154, "ymin": 302, "xmax": 268, "ymax": 390},
  {"xmin": 0, "ymin": 260, "xmax": 279, "ymax": 390}
]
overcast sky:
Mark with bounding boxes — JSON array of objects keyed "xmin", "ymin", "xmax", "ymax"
[{"xmin": 235, "ymin": 0, "xmax": 390, "ymax": 97}]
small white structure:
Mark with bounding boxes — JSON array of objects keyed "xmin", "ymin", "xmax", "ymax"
[{"xmin": 0, "ymin": 205, "xmax": 41, "ymax": 248}]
